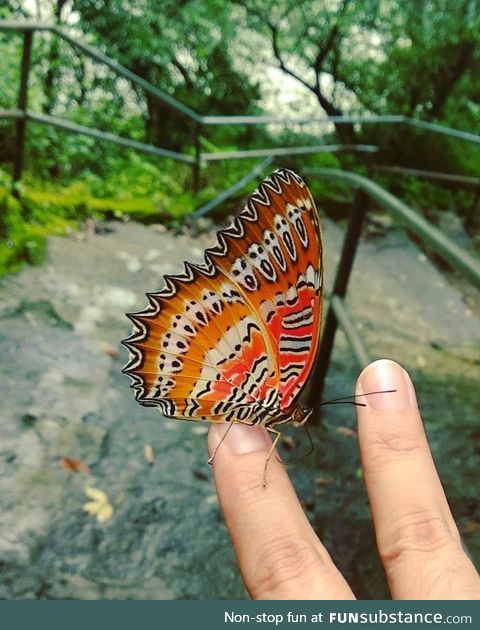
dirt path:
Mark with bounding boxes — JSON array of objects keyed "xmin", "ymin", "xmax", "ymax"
[{"xmin": 0, "ymin": 217, "xmax": 478, "ymax": 599}]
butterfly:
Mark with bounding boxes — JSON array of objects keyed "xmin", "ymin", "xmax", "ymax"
[{"xmin": 122, "ymin": 168, "xmax": 323, "ymax": 484}]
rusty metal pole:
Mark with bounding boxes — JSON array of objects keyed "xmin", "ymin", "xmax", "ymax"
[
  {"xmin": 307, "ymin": 188, "xmax": 370, "ymax": 408},
  {"xmin": 193, "ymin": 122, "xmax": 202, "ymax": 195},
  {"xmin": 13, "ymin": 29, "xmax": 34, "ymax": 192}
]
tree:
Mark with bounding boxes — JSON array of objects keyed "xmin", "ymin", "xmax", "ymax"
[
  {"xmin": 233, "ymin": 0, "xmax": 480, "ymax": 150},
  {"xmin": 71, "ymin": 0, "xmax": 261, "ymax": 150}
]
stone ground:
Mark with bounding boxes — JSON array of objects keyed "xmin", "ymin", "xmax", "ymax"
[{"xmin": 0, "ymin": 213, "xmax": 479, "ymax": 599}]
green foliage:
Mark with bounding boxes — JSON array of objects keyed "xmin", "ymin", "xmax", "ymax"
[
  {"xmin": 0, "ymin": 155, "xmax": 197, "ymax": 276},
  {"xmin": 1, "ymin": 0, "xmax": 480, "ymax": 275},
  {"xmin": 0, "ymin": 181, "xmax": 75, "ymax": 273},
  {"xmin": 69, "ymin": 0, "xmax": 262, "ymax": 151}
]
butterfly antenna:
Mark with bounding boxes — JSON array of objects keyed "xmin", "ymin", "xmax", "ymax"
[
  {"xmin": 303, "ymin": 424, "xmax": 315, "ymax": 457},
  {"xmin": 277, "ymin": 425, "xmax": 315, "ymax": 466},
  {"xmin": 312, "ymin": 389, "xmax": 397, "ymax": 410}
]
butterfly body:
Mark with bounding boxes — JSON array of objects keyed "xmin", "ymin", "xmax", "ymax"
[{"xmin": 123, "ymin": 169, "xmax": 323, "ymax": 434}]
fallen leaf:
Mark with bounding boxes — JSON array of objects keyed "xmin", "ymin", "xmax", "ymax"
[
  {"xmin": 204, "ymin": 494, "xmax": 218, "ymax": 505},
  {"xmin": 83, "ymin": 501, "xmax": 100, "ymax": 517},
  {"xmin": 144, "ymin": 443, "xmax": 154, "ymax": 465},
  {"xmin": 462, "ymin": 520, "xmax": 479, "ymax": 534},
  {"xmin": 336, "ymin": 426, "xmax": 356, "ymax": 437},
  {"xmin": 281, "ymin": 435, "xmax": 297, "ymax": 450},
  {"xmin": 85, "ymin": 486, "xmax": 109, "ymax": 502},
  {"xmin": 96, "ymin": 503, "xmax": 114, "ymax": 523},
  {"xmin": 60, "ymin": 457, "xmax": 91, "ymax": 474},
  {"xmin": 315, "ymin": 475, "xmax": 333, "ymax": 486},
  {"xmin": 416, "ymin": 354, "xmax": 427, "ymax": 368},
  {"xmin": 100, "ymin": 341, "xmax": 120, "ymax": 360},
  {"xmin": 83, "ymin": 486, "xmax": 114, "ymax": 523}
]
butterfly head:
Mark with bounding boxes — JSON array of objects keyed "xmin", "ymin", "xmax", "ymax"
[{"xmin": 288, "ymin": 404, "xmax": 313, "ymax": 427}]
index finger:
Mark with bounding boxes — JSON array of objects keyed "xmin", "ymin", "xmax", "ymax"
[
  {"xmin": 356, "ymin": 359, "xmax": 480, "ymax": 599},
  {"xmin": 208, "ymin": 422, "xmax": 355, "ymax": 600}
]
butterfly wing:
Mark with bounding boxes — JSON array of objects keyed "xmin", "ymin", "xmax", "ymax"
[
  {"xmin": 123, "ymin": 261, "xmax": 280, "ymax": 424},
  {"xmin": 123, "ymin": 168, "xmax": 322, "ymax": 422},
  {"xmin": 205, "ymin": 169, "xmax": 323, "ymax": 411}
]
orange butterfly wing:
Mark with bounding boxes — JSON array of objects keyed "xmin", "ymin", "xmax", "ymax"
[{"xmin": 123, "ymin": 169, "xmax": 323, "ymax": 424}]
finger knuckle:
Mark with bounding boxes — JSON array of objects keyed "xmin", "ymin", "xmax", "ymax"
[
  {"xmin": 366, "ymin": 429, "xmax": 424, "ymax": 466},
  {"xmin": 248, "ymin": 535, "xmax": 326, "ymax": 598},
  {"xmin": 380, "ymin": 510, "xmax": 461, "ymax": 568}
]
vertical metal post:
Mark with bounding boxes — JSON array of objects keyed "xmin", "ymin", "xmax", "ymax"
[
  {"xmin": 192, "ymin": 122, "xmax": 202, "ymax": 195},
  {"xmin": 13, "ymin": 30, "xmax": 34, "ymax": 191},
  {"xmin": 307, "ymin": 188, "xmax": 370, "ymax": 407}
]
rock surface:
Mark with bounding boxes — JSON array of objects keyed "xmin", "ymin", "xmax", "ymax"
[{"xmin": 0, "ymin": 217, "xmax": 479, "ymax": 599}]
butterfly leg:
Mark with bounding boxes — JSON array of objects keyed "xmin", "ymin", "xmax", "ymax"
[
  {"xmin": 207, "ymin": 421, "xmax": 236, "ymax": 466},
  {"xmin": 264, "ymin": 427, "xmax": 282, "ymax": 488},
  {"xmin": 208, "ymin": 419, "xmax": 259, "ymax": 466}
]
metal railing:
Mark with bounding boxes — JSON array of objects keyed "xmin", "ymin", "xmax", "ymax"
[
  {"xmin": 302, "ymin": 169, "xmax": 480, "ymax": 406},
  {"xmin": 2, "ymin": 21, "xmax": 480, "ymax": 409},
  {"xmin": 373, "ymin": 165, "xmax": 480, "ymax": 187},
  {"xmin": 0, "ymin": 20, "xmax": 379, "ymax": 191},
  {"xmin": 1, "ymin": 20, "xmax": 480, "ymax": 194}
]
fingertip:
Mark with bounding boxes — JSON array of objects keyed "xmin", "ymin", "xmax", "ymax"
[
  {"xmin": 356, "ymin": 359, "xmax": 416, "ymax": 412},
  {"xmin": 356, "ymin": 358, "xmax": 402, "ymax": 390},
  {"xmin": 208, "ymin": 422, "xmax": 271, "ymax": 459}
]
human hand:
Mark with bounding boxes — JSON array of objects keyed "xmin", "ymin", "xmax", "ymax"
[{"xmin": 208, "ymin": 359, "xmax": 480, "ymax": 600}]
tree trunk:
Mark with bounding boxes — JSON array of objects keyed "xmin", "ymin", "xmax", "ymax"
[
  {"xmin": 425, "ymin": 41, "xmax": 475, "ymax": 121},
  {"xmin": 314, "ymin": 89, "xmax": 357, "ymax": 144},
  {"xmin": 42, "ymin": 0, "xmax": 68, "ymax": 116}
]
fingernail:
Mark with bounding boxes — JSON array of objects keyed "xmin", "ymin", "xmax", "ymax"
[
  {"xmin": 358, "ymin": 359, "xmax": 416, "ymax": 411},
  {"xmin": 209, "ymin": 423, "xmax": 271, "ymax": 456}
]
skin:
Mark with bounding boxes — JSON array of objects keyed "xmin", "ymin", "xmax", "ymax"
[{"xmin": 208, "ymin": 359, "xmax": 480, "ymax": 600}]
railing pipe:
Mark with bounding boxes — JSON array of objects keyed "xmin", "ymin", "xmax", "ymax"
[
  {"xmin": 373, "ymin": 165, "xmax": 480, "ymax": 186},
  {"xmin": 54, "ymin": 28, "xmax": 202, "ymax": 124},
  {"xmin": 1, "ymin": 23, "xmax": 480, "ymax": 147},
  {"xmin": 303, "ymin": 168, "xmax": 480, "ymax": 405},
  {"xmin": 305, "ymin": 169, "xmax": 480, "ymax": 289},
  {"xmin": 192, "ymin": 157, "xmax": 273, "ymax": 220},
  {"xmin": 193, "ymin": 123, "xmax": 202, "ymax": 194},
  {"xmin": 0, "ymin": 108, "xmax": 24, "ymax": 119},
  {"xmin": 26, "ymin": 112, "xmax": 196, "ymax": 163},
  {"xmin": 201, "ymin": 144, "xmax": 378, "ymax": 162},
  {"xmin": 307, "ymin": 188, "xmax": 370, "ymax": 405},
  {"xmin": 330, "ymin": 295, "xmax": 371, "ymax": 368},
  {"xmin": 201, "ymin": 114, "xmax": 406, "ymax": 126},
  {"xmin": 0, "ymin": 20, "xmax": 52, "ymax": 31},
  {"xmin": 406, "ymin": 118, "xmax": 480, "ymax": 146},
  {"xmin": 13, "ymin": 29, "xmax": 33, "ymax": 187}
]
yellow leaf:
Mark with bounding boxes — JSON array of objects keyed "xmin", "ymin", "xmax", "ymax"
[
  {"xmin": 144, "ymin": 443, "xmax": 154, "ymax": 465},
  {"xmin": 83, "ymin": 486, "xmax": 114, "ymax": 523},
  {"xmin": 97, "ymin": 503, "xmax": 114, "ymax": 523},
  {"xmin": 315, "ymin": 475, "xmax": 333, "ymax": 486},
  {"xmin": 83, "ymin": 501, "xmax": 100, "ymax": 516},
  {"xmin": 85, "ymin": 486, "xmax": 109, "ymax": 503}
]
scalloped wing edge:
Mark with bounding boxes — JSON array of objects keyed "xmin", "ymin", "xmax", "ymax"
[{"xmin": 121, "ymin": 168, "xmax": 309, "ymax": 405}]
